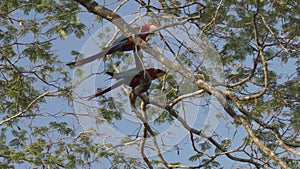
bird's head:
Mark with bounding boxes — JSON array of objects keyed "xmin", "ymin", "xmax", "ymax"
[
  {"xmin": 147, "ymin": 68, "xmax": 166, "ymax": 79},
  {"xmin": 139, "ymin": 24, "xmax": 158, "ymax": 33}
]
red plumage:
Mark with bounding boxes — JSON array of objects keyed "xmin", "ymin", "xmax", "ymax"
[
  {"xmin": 88, "ymin": 68, "xmax": 165, "ymax": 100},
  {"xmin": 67, "ymin": 24, "xmax": 158, "ymax": 66}
]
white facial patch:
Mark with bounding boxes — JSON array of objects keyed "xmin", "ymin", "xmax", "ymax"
[{"xmin": 149, "ymin": 25, "xmax": 158, "ymax": 33}]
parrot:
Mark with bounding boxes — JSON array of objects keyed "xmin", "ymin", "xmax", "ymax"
[
  {"xmin": 88, "ymin": 68, "xmax": 166, "ymax": 99},
  {"xmin": 67, "ymin": 24, "xmax": 158, "ymax": 66}
]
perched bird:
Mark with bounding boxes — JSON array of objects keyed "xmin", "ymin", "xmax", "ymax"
[
  {"xmin": 67, "ymin": 24, "xmax": 158, "ymax": 66},
  {"xmin": 88, "ymin": 68, "xmax": 165, "ymax": 99}
]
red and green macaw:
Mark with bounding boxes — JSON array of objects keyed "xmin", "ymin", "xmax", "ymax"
[
  {"xmin": 67, "ymin": 24, "xmax": 158, "ymax": 66},
  {"xmin": 88, "ymin": 68, "xmax": 165, "ymax": 99}
]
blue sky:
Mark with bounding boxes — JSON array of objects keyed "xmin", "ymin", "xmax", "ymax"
[
  {"xmin": 62, "ymin": 5, "xmax": 232, "ymax": 168},
  {"xmin": 36, "ymin": 0, "xmax": 298, "ymax": 168}
]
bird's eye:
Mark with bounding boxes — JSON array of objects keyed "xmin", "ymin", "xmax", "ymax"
[{"xmin": 155, "ymin": 69, "xmax": 164, "ymax": 74}]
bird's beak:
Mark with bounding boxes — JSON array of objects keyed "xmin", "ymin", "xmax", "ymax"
[{"xmin": 160, "ymin": 71, "xmax": 167, "ymax": 77}]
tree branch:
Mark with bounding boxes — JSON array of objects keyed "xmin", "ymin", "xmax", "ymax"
[{"xmin": 0, "ymin": 90, "xmax": 58, "ymax": 125}]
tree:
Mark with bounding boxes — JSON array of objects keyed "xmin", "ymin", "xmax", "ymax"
[{"xmin": 0, "ymin": 0, "xmax": 299, "ymax": 168}]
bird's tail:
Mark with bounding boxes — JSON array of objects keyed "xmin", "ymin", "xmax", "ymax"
[
  {"xmin": 87, "ymin": 80, "xmax": 126, "ymax": 100},
  {"xmin": 66, "ymin": 49, "xmax": 108, "ymax": 66},
  {"xmin": 88, "ymin": 87, "xmax": 112, "ymax": 100}
]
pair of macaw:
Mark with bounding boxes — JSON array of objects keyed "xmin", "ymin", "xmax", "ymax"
[{"xmin": 67, "ymin": 24, "xmax": 166, "ymax": 99}]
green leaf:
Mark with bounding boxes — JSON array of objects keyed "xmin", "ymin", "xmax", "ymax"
[
  {"xmin": 59, "ymin": 29, "xmax": 67, "ymax": 40},
  {"xmin": 189, "ymin": 153, "xmax": 204, "ymax": 162}
]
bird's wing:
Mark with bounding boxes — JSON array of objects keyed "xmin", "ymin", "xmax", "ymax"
[
  {"xmin": 112, "ymin": 69, "xmax": 141, "ymax": 79},
  {"xmin": 66, "ymin": 35, "xmax": 130, "ymax": 66},
  {"xmin": 66, "ymin": 26, "xmax": 151, "ymax": 67},
  {"xmin": 66, "ymin": 48, "xmax": 110, "ymax": 66},
  {"xmin": 110, "ymin": 34, "xmax": 128, "ymax": 46}
]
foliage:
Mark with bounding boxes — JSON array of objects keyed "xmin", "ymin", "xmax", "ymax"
[{"xmin": 0, "ymin": 0, "xmax": 299, "ymax": 168}]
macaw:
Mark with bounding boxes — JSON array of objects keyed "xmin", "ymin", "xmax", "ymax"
[
  {"xmin": 67, "ymin": 24, "xmax": 158, "ymax": 66},
  {"xmin": 88, "ymin": 68, "xmax": 166, "ymax": 99}
]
